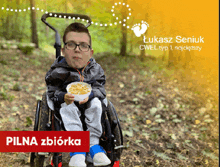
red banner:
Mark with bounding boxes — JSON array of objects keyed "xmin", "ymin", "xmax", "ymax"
[{"xmin": 0, "ymin": 131, "xmax": 90, "ymax": 152}]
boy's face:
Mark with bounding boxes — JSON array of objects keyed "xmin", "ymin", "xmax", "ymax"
[{"xmin": 62, "ymin": 32, "xmax": 93, "ymax": 69}]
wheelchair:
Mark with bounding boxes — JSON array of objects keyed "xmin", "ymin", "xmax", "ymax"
[{"xmin": 30, "ymin": 13, "xmax": 123, "ymax": 167}]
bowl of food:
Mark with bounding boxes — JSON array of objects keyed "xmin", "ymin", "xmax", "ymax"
[{"xmin": 66, "ymin": 82, "xmax": 92, "ymax": 101}]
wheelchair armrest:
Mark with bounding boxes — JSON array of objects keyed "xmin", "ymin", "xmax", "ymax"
[{"xmin": 46, "ymin": 92, "xmax": 54, "ymax": 111}]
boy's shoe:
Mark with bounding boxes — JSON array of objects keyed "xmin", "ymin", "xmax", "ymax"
[
  {"xmin": 93, "ymin": 152, "xmax": 111, "ymax": 166},
  {"xmin": 69, "ymin": 152, "xmax": 86, "ymax": 167},
  {"xmin": 90, "ymin": 145, "xmax": 111, "ymax": 166}
]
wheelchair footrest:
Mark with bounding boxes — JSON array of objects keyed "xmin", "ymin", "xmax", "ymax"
[
  {"xmin": 38, "ymin": 152, "xmax": 50, "ymax": 156},
  {"xmin": 114, "ymin": 145, "xmax": 126, "ymax": 150}
]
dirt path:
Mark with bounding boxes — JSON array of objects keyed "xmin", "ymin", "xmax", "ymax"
[{"xmin": 0, "ymin": 50, "xmax": 218, "ymax": 167}]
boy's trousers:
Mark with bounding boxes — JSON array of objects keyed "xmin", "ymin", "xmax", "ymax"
[{"xmin": 60, "ymin": 97, "xmax": 102, "ymax": 146}]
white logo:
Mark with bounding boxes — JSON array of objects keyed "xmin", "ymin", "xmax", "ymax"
[{"xmin": 131, "ymin": 21, "xmax": 149, "ymax": 37}]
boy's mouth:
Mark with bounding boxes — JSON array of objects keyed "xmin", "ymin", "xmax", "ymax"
[{"xmin": 73, "ymin": 57, "xmax": 81, "ymax": 60}]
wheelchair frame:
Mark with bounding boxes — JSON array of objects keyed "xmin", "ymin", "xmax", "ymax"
[{"xmin": 30, "ymin": 12, "xmax": 123, "ymax": 167}]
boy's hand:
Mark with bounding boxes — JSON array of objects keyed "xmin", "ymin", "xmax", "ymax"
[
  {"xmin": 79, "ymin": 97, "xmax": 89, "ymax": 105},
  {"xmin": 64, "ymin": 93, "xmax": 74, "ymax": 105}
]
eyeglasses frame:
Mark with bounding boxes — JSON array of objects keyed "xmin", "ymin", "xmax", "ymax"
[{"xmin": 64, "ymin": 42, "xmax": 91, "ymax": 52}]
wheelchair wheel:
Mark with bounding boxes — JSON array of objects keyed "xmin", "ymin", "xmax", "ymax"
[
  {"xmin": 107, "ymin": 101, "xmax": 123, "ymax": 161},
  {"xmin": 30, "ymin": 92, "xmax": 50, "ymax": 167}
]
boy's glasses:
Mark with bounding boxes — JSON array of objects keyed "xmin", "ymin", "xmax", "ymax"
[{"xmin": 64, "ymin": 42, "xmax": 91, "ymax": 52}]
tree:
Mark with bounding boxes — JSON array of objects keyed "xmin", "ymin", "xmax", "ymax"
[
  {"xmin": 4, "ymin": 0, "xmax": 11, "ymax": 40},
  {"xmin": 30, "ymin": 0, "xmax": 39, "ymax": 48},
  {"xmin": 139, "ymin": 12, "xmax": 149, "ymax": 61},
  {"xmin": 119, "ymin": 0, "xmax": 127, "ymax": 56}
]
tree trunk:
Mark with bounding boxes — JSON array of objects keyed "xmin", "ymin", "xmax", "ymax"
[
  {"xmin": 129, "ymin": 17, "xmax": 135, "ymax": 54},
  {"xmin": 168, "ymin": 43, "xmax": 177, "ymax": 68},
  {"xmin": 5, "ymin": 15, "xmax": 10, "ymax": 40},
  {"xmin": 162, "ymin": 50, "xmax": 166, "ymax": 61},
  {"xmin": 130, "ymin": 33, "xmax": 133, "ymax": 54},
  {"xmin": 120, "ymin": 27, "xmax": 127, "ymax": 56},
  {"xmin": 119, "ymin": 0, "xmax": 127, "ymax": 56},
  {"xmin": 183, "ymin": 48, "xmax": 192, "ymax": 69},
  {"xmin": 5, "ymin": 0, "xmax": 11, "ymax": 40},
  {"xmin": 139, "ymin": 13, "xmax": 149, "ymax": 60},
  {"xmin": 13, "ymin": 0, "xmax": 20, "ymax": 40},
  {"xmin": 45, "ymin": 0, "xmax": 49, "ymax": 39},
  {"xmin": 30, "ymin": 0, "xmax": 39, "ymax": 48}
]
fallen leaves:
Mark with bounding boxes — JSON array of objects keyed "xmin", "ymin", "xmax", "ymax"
[
  {"xmin": 23, "ymin": 104, "xmax": 29, "ymax": 110},
  {"xmin": 118, "ymin": 82, "xmax": 124, "ymax": 88},
  {"xmin": 0, "ymin": 51, "xmax": 218, "ymax": 167},
  {"xmin": 195, "ymin": 120, "xmax": 201, "ymax": 124},
  {"xmin": 146, "ymin": 120, "xmax": 151, "ymax": 124},
  {"xmin": 150, "ymin": 107, "xmax": 157, "ymax": 116}
]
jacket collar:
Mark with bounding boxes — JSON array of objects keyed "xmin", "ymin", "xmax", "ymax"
[{"xmin": 50, "ymin": 56, "xmax": 95, "ymax": 70}]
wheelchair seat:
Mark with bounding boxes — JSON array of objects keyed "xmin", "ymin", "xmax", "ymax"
[
  {"xmin": 45, "ymin": 92, "xmax": 110, "ymax": 132},
  {"xmin": 31, "ymin": 92, "xmax": 123, "ymax": 167},
  {"xmin": 46, "ymin": 93, "xmax": 108, "ymax": 112}
]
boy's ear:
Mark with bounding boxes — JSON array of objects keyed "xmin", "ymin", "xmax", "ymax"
[{"xmin": 90, "ymin": 49, "xmax": 94, "ymax": 57}]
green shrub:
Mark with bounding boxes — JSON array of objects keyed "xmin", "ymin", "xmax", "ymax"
[
  {"xmin": 13, "ymin": 83, "xmax": 22, "ymax": 91},
  {"xmin": 19, "ymin": 46, "xmax": 34, "ymax": 55},
  {"xmin": 0, "ymin": 91, "xmax": 8, "ymax": 100},
  {"xmin": 18, "ymin": 43, "xmax": 35, "ymax": 55}
]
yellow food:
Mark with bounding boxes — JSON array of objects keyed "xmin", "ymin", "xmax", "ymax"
[{"xmin": 69, "ymin": 83, "xmax": 90, "ymax": 95}]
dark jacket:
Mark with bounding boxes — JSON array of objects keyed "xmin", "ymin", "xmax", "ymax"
[{"xmin": 45, "ymin": 56, "xmax": 106, "ymax": 107}]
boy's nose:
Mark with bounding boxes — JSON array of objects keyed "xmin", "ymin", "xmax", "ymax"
[
  {"xmin": 74, "ymin": 46, "xmax": 81, "ymax": 52},
  {"xmin": 75, "ymin": 45, "xmax": 80, "ymax": 51}
]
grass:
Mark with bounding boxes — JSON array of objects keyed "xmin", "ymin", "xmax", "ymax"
[
  {"xmin": 40, "ymin": 43, "xmax": 55, "ymax": 55},
  {"xmin": 2, "ymin": 68, "xmax": 20, "ymax": 78}
]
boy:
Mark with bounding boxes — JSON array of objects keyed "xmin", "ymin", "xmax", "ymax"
[{"xmin": 45, "ymin": 22, "xmax": 111, "ymax": 167}]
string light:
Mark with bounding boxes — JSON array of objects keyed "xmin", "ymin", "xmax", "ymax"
[
  {"xmin": 111, "ymin": 2, "xmax": 132, "ymax": 29},
  {"xmin": 1, "ymin": 2, "xmax": 135, "ymax": 29}
]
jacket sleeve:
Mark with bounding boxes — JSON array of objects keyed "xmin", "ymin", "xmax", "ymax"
[
  {"xmin": 45, "ymin": 69, "xmax": 68, "ymax": 105},
  {"xmin": 91, "ymin": 64, "xmax": 106, "ymax": 100}
]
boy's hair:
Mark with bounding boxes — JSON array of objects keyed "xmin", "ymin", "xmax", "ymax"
[{"xmin": 63, "ymin": 22, "xmax": 92, "ymax": 48}]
